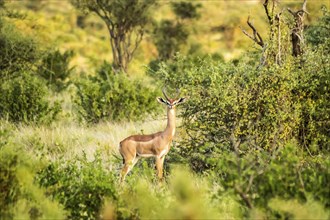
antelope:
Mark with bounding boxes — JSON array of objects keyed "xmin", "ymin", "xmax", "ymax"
[{"xmin": 119, "ymin": 89, "xmax": 186, "ymax": 182}]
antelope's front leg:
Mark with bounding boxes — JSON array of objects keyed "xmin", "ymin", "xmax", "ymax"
[{"xmin": 156, "ymin": 156, "xmax": 165, "ymax": 180}]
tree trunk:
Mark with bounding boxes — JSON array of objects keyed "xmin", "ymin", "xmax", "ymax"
[{"xmin": 288, "ymin": 0, "xmax": 308, "ymax": 57}]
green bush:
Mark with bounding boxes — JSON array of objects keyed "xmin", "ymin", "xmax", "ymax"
[
  {"xmin": 38, "ymin": 49, "xmax": 75, "ymax": 92},
  {"xmin": 0, "ymin": 72, "xmax": 61, "ymax": 124},
  {"xmin": 293, "ymin": 46, "xmax": 330, "ymax": 152},
  {"xmin": 75, "ymin": 62, "xmax": 160, "ymax": 123},
  {"xmin": 306, "ymin": 6, "xmax": 330, "ymax": 49},
  {"xmin": 0, "ymin": 16, "xmax": 40, "ymax": 80},
  {"xmin": 37, "ymin": 152, "xmax": 117, "ymax": 219},
  {"xmin": 0, "ymin": 125, "xmax": 66, "ymax": 219}
]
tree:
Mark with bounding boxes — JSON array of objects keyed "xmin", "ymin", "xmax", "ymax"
[
  {"xmin": 153, "ymin": 1, "xmax": 201, "ymax": 61},
  {"xmin": 72, "ymin": 0, "xmax": 156, "ymax": 73}
]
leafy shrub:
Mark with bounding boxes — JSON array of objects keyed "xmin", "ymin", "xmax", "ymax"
[
  {"xmin": 38, "ymin": 49, "xmax": 75, "ymax": 92},
  {"xmin": 75, "ymin": 62, "xmax": 160, "ymax": 123},
  {"xmin": 37, "ymin": 152, "xmax": 117, "ymax": 219},
  {"xmin": 0, "ymin": 72, "xmax": 61, "ymax": 124},
  {"xmin": 306, "ymin": 6, "xmax": 330, "ymax": 49}
]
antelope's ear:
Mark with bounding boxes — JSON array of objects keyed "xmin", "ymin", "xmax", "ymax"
[
  {"xmin": 176, "ymin": 97, "xmax": 186, "ymax": 105},
  {"xmin": 157, "ymin": 97, "xmax": 167, "ymax": 104}
]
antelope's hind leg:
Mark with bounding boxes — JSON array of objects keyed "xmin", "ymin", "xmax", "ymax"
[{"xmin": 120, "ymin": 156, "xmax": 139, "ymax": 183}]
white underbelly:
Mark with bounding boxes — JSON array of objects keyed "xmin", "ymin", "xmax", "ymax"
[{"xmin": 158, "ymin": 148, "xmax": 168, "ymax": 158}]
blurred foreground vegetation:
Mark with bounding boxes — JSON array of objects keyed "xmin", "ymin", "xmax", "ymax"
[{"xmin": 1, "ymin": 1, "xmax": 329, "ymax": 219}]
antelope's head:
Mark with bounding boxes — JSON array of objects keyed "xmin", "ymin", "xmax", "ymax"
[{"xmin": 157, "ymin": 88, "xmax": 186, "ymax": 109}]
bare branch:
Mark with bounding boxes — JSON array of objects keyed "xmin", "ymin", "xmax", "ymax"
[
  {"xmin": 240, "ymin": 16, "xmax": 264, "ymax": 48},
  {"xmin": 234, "ymin": 185, "xmax": 253, "ymax": 209}
]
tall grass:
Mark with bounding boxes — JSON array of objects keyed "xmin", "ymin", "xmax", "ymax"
[{"xmin": 9, "ymin": 118, "xmax": 168, "ymax": 161}]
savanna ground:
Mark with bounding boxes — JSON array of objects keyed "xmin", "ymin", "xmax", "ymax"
[{"xmin": 1, "ymin": 0, "xmax": 329, "ymax": 219}]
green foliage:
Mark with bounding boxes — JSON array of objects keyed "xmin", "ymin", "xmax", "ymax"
[
  {"xmin": 214, "ymin": 143, "xmax": 330, "ymax": 211},
  {"xmin": 102, "ymin": 166, "xmax": 242, "ymax": 219},
  {"xmin": 306, "ymin": 6, "xmax": 330, "ymax": 49},
  {"xmin": 0, "ymin": 72, "xmax": 61, "ymax": 124},
  {"xmin": 293, "ymin": 46, "xmax": 330, "ymax": 152},
  {"xmin": 37, "ymin": 152, "xmax": 117, "ymax": 219},
  {"xmin": 0, "ymin": 11, "xmax": 62, "ymax": 124},
  {"xmin": 74, "ymin": 62, "xmax": 160, "ymax": 123},
  {"xmin": 38, "ymin": 49, "xmax": 75, "ymax": 92}
]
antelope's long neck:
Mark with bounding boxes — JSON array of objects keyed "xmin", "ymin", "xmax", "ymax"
[{"xmin": 164, "ymin": 108, "xmax": 176, "ymax": 138}]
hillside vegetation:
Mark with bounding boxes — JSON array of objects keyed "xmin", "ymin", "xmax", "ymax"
[{"xmin": 1, "ymin": 0, "xmax": 329, "ymax": 219}]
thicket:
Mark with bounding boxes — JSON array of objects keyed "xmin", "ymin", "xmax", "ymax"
[
  {"xmin": 0, "ymin": 72, "xmax": 61, "ymax": 123},
  {"xmin": 74, "ymin": 62, "xmax": 160, "ymax": 123}
]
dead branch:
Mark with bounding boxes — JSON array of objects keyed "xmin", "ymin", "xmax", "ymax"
[{"xmin": 240, "ymin": 16, "xmax": 264, "ymax": 48}]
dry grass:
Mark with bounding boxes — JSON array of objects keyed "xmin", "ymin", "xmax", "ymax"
[{"xmin": 9, "ymin": 117, "xmax": 171, "ymax": 162}]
